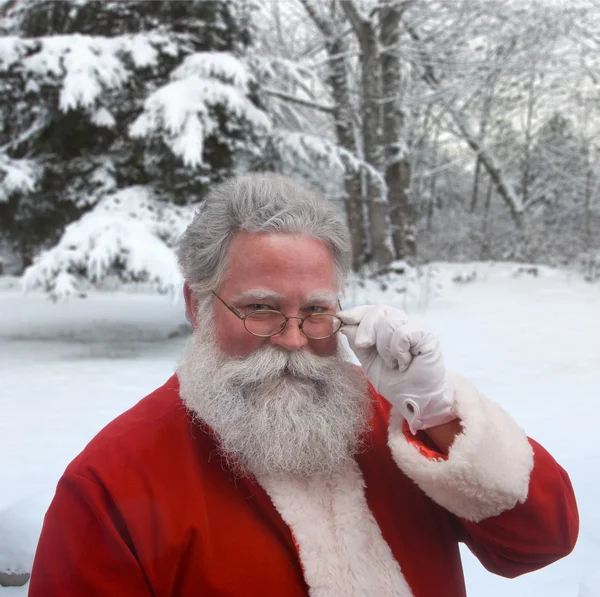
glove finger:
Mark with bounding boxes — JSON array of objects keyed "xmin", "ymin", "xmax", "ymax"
[
  {"xmin": 340, "ymin": 326, "xmax": 378, "ymax": 369},
  {"xmin": 407, "ymin": 327, "xmax": 438, "ymax": 357},
  {"xmin": 340, "ymin": 323, "xmax": 358, "ymax": 345},
  {"xmin": 337, "ymin": 305, "xmax": 376, "ymax": 325},
  {"xmin": 340, "ymin": 325, "xmax": 364, "ymax": 354},
  {"xmin": 338, "ymin": 306, "xmax": 381, "ymax": 349},
  {"xmin": 374, "ymin": 318, "xmax": 400, "ymax": 370},
  {"xmin": 356, "ymin": 305, "xmax": 411, "ymax": 348},
  {"xmin": 338, "ymin": 304, "xmax": 409, "ymax": 329},
  {"xmin": 389, "ymin": 325, "xmax": 413, "ymax": 371},
  {"xmin": 351, "ymin": 306, "xmax": 386, "ymax": 347},
  {"xmin": 411, "ymin": 332, "xmax": 446, "ymax": 378}
]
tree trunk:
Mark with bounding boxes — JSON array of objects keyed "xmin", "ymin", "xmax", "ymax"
[
  {"xmin": 327, "ymin": 38, "xmax": 367, "ymax": 271},
  {"xmin": 470, "ymin": 157, "xmax": 482, "ymax": 213},
  {"xmin": 412, "ymin": 104, "xmax": 430, "ymax": 224},
  {"xmin": 450, "ymin": 107, "xmax": 525, "ymax": 229},
  {"xmin": 379, "ymin": 0, "xmax": 415, "ymax": 261},
  {"xmin": 480, "ymin": 177, "xmax": 493, "ymax": 260},
  {"xmin": 584, "ymin": 156, "xmax": 594, "ymax": 250},
  {"xmin": 521, "ymin": 65, "xmax": 536, "ymax": 209},
  {"xmin": 300, "ymin": 0, "xmax": 367, "ymax": 270},
  {"xmin": 342, "ymin": 0, "xmax": 394, "ymax": 267},
  {"xmin": 427, "ymin": 126, "xmax": 440, "ymax": 231},
  {"xmin": 470, "ymin": 68, "xmax": 498, "ymax": 214}
]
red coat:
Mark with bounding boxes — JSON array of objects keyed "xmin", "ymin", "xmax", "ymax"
[{"xmin": 29, "ymin": 374, "xmax": 578, "ymax": 597}]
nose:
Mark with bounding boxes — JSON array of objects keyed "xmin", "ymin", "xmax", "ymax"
[{"xmin": 269, "ymin": 317, "xmax": 308, "ymax": 351}]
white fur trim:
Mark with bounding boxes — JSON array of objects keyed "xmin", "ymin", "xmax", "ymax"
[
  {"xmin": 258, "ymin": 461, "xmax": 413, "ymax": 597},
  {"xmin": 388, "ymin": 372, "xmax": 534, "ymax": 522}
]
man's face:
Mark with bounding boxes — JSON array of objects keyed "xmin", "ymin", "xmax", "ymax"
[
  {"xmin": 179, "ymin": 231, "xmax": 369, "ymax": 478},
  {"xmin": 187, "ymin": 231, "xmax": 340, "ymax": 358}
]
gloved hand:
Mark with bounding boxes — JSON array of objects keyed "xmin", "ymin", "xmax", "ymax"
[{"xmin": 338, "ymin": 305, "xmax": 456, "ymax": 434}]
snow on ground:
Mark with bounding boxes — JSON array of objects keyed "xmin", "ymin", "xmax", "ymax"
[{"xmin": 0, "ymin": 263, "xmax": 598, "ymax": 596}]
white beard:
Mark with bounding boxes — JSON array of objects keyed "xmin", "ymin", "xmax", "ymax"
[{"xmin": 177, "ymin": 322, "xmax": 371, "ymax": 479}]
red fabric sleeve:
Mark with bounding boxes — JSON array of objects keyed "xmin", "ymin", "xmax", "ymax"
[
  {"xmin": 399, "ymin": 419, "xmax": 578, "ymax": 578},
  {"xmin": 453, "ymin": 438, "xmax": 579, "ymax": 578},
  {"xmin": 29, "ymin": 472, "xmax": 153, "ymax": 597}
]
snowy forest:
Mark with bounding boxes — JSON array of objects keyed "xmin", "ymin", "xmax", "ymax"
[
  {"xmin": 1, "ymin": 0, "xmax": 600, "ymax": 297},
  {"xmin": 2, "ymin": 3, "xmax": 600, "ymax": 595}
]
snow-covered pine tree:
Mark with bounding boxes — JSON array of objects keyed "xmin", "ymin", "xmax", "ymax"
[{"xmin": 0, "ymin": 0, "xmax": 270, "ymax": 297}]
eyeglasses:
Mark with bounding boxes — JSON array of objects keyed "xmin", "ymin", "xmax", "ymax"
[{"xmin": 211, "ymin": 291, "xmax": 344, "ymax": 340}]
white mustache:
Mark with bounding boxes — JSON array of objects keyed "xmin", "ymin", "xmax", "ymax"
[{"xmin": 220, "ymin": 346, "xmax": 338, "ymax": 386}]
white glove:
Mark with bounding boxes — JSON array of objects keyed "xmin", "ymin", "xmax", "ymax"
[{"xmin": 339, "ymin": 305, "xmax": 456, "ymax": 434}]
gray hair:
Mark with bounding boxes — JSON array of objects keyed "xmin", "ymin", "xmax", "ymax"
[{"xmin": 177, "ymin": 173, "xmax": 351, "ymax": 295}]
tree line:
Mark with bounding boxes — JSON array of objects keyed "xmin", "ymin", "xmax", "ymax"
[{"xmin": 0, "ymin": 0, "xmax": 598, "ymax": 294}]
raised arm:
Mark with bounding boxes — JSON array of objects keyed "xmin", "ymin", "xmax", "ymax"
[
  {"xmin": 339, "ymin": 304, "xmax": 578, "ymax": 576},
  {"xmin": 386, "ymin": 374, "xmax": 578, "ymax": 577}
]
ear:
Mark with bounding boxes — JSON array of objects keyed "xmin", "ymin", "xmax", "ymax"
[{"xmin": 183, "ymin": 282, "xmax": 200, "ymax": 330}]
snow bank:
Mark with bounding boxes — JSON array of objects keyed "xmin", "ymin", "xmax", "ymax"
[
  {"xmin": 0, "ymin": 492, "xmax": 53, "ymax": 576},
  {"xmin": 1, "ymin": 262, "xmax": 598, "ymax": 596}
]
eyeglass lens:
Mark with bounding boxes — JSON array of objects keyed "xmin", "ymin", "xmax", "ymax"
[{"xmin": 244, "ymin": 311, "xmax": 342, "ymax": 339}]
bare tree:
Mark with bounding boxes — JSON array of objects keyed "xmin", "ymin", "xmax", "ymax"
[
  {"xmin": 401, "ymin": 14, "xmax": 526, "ymax": 228},
  {"xmin": 379, "ymin": 0, "xmax": 415, "ymax": 260},
  {"xmin": 299, "ymin": 0, "xmax": 367, "ymax": 270},
  {"xmin": 342, "ymin": 0, "xmax": 394, "ymax": 266}
]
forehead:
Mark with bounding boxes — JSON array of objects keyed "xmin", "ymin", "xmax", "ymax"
[{"xmin": 220, "ymin": 231, "xmax": 338, "ymax": 298}]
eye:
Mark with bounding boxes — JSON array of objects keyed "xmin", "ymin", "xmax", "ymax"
[
  {"xmin": 247, "ymin": 303, "xmax": 274, "ymax": 312},
  {"xmin": 304, "ymin": 305, "xmax": 329, "ymax": 314}
]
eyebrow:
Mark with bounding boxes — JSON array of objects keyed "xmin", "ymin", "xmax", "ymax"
[
  {"xmin": 232, "ymin": 289, "xmax": 284, "ymax": 302},
  {"xmin": 305, "ymin": 292, "xmax": 338, "ymax": 304},
  {"xmin": 231, "ymin": 290, "xmax": 338, "ymax": 304}
]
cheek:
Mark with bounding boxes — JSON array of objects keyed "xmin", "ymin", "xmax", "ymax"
[
  {"xmin": 308, "ymin": 336, "xmax": 338, "ymax": 357},
  {"xmin": 214, "ymin": 315, "xmax": 266, "ymax": 357}
]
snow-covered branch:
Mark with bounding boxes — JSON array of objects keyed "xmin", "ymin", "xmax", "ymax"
[
  {"xmin": 0, "ymin": 156, "xmax": 40, "ymax": 201},
  {"xmin": 0, "ymin": 32, "xmax": 177, "ymax": 112},
  {"xmin": 272, "ymin": 128, "xmax": 382, "ymax": 182},
  {"xmin": 129, "ymin": 52, "xmax": 271, "ymax": 168},
  {"xmin": 21, "ymin": 186, "xmax": 193, "ymax": 299},
  {"xmin": 263, "ymin": 88, "xmax": 335, "ymax": 114}
]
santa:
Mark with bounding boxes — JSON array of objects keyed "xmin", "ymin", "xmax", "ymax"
[{"xmin": 29, "ymin": 173, "xmax": 578, "ymax": 597}]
